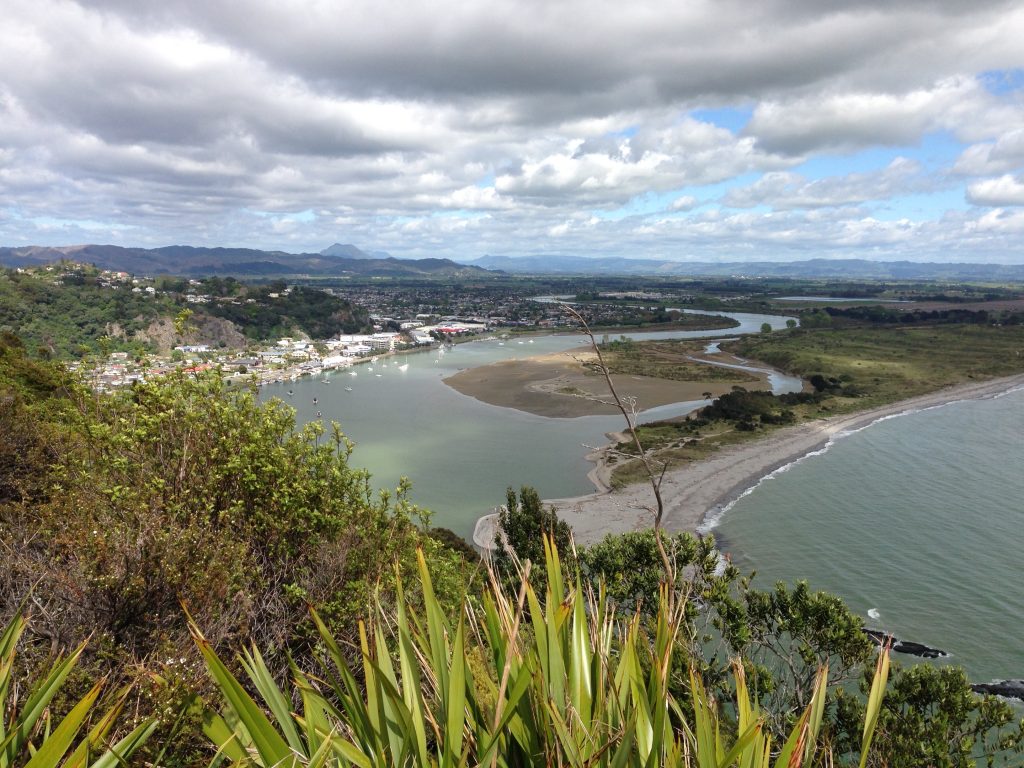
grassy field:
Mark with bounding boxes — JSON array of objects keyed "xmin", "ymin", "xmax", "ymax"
[
  {"xmin": 607, "ymin": 323, "xmax": 1024, "ymax": 488},
  {"xmin": 731, "ymin": 324, "xmax": 1024, "ymax": 408},
  {"xmin": 599, "ymin": 339, "xmax": 758, "ymax": 384}
]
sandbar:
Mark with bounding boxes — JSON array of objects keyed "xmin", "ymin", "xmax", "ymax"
[
  {"xmin": 446, "ymin": 349, "xmax": 762, "ymax": 419},
  {"xmin": 473, "ymin": 373, "xmax": 1024, "ymax": 550}
]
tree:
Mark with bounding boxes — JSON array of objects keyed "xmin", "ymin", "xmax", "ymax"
[
  {"xmin": 494, "ymin": 485, "xmax": 571, "ymax": 587},
  {"xmin": 761, "ymin": 322, "xmax": 772, "ymax": 334},
  {"xmin": 578, "ymin": 529, "xmax": 717, "ymax": 611},
  {"xmin": 834, "ymin": 663, "xmax": 1024, "ymax": 767},
  {"xmin": 786, "ymin": 318, "xmax": 798, "ymax": 329}
]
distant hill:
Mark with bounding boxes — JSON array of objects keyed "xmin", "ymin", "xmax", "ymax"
[
  {"xmin": 0, "ymin": 244, "xmax": 491, "ymax": 278},
  {"xmin": 465, "ymin": 254, "xmax": 1024, "ymax": 281},
  {"xmin": 320, "ymin": 243, "xmax": 394, "ymax": 260}
]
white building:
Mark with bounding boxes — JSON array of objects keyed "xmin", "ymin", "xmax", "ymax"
[{"xmin": 369, "ymin": 332, "xmax": 401, "ymax": 351}]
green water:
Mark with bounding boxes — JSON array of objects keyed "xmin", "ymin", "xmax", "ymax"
[
  {"xmin": 714, "ymin": 387, "xmax": 1024, "ymax": 682},
  {"xmin": 263, "ymin": 311, "xmax": 797, "ymax": 539},
  {"xmin": 265, "ymin": 307, "xmax": 1024, "ymax": 681}
]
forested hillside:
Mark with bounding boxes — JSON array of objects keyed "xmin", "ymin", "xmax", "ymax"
[{"xmin": 0, "ymin": 264, "xmax": 369, "ymax": 357}]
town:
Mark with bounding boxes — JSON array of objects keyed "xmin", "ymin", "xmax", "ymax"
[{"xmin": 5, "ymin": 261, "xmax": 741, "ymax": 389}]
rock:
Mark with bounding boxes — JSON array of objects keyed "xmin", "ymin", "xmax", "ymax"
[
  {"xmin": 864, "ymin": 628, "xmax": 948, "ymax": 659},
  {"xmin": 971, "ymin": 680, "xmax": 1024, "ymax": 701}
]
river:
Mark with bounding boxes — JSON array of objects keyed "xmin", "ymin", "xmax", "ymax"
[{"xmin": 261, "ymin": 310, "xmax": 796, "ymax": 539}]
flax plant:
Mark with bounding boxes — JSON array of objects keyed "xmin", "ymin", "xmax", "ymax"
[
  {"xmin": 192, "ymin": 539, "xmax": 890, "ymax": 767},
  {"xmin": 0, "ymin": 611, "xmax": 155, "ymax": 768}
]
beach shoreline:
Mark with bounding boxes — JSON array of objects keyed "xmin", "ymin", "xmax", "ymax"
[{"xmin": 473, "ymin": 372, "xmax": 1024, "ymax": 550}]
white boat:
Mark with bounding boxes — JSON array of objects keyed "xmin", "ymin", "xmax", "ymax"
[
  {"xmin": 375, "ymin": 373, "xmax": 383, "ymax": 377},
  {"xmin": 398, "ymin": 363, "xmax": 409, "ymax": 372},
  {"xmin": 345, "ymin": 387, "xmax": 353, "ymax": 392},
  {"xmin": 349, "ymin": 371, "xmax": 357, "ymax": 377}
]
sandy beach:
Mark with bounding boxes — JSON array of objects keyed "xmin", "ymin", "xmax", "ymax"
[{"xmin": 473, "ymin": 372, "xmax": 1024, "ymax": 550}]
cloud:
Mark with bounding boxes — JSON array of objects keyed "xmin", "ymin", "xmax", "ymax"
[
  {"xmin": 492, "ymin": 119, "xmax": 794, "ymax": 207},
  {"xmin": 670, "ymin": 196, "xmax": 698, "ymax": 211},
  {"xmin": 954, "ymin": 129, "xmax": 1024, "ymax": 175},
  {"xmin": 743, "ymin": 78, "xmax": 1008, "ymax": 155},
  {"xmin": 0, "ymin": 0, "xmax": 1023, "ymax": 260},
  {"xmin": 967, "ymin": 175, "xmax": 1024, "ymax": 206},
  {"xmin": 722, "ymin": 158, "xmax": 925, "ymax": 209}
]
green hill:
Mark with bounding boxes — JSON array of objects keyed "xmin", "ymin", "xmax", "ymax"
[{"xmin": 0, "ymin": 263, "xmax": 369, "ymax": 358}]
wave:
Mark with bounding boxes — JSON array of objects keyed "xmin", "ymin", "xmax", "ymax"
[{"xmin": 699, "ymin": 383, "xmax": 1024, "ymax": 535}]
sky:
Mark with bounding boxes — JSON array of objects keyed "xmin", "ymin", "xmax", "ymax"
[{"xmin": 2, "ymin": 0, "xmax": 1024, "ymax": 263}]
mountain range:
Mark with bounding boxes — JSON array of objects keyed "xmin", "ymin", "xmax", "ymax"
[
  {"xmin": 463, "ymin": 254, "xmax": 1024, "ymax": 281},
  {"xmin": 0, "ymin": 244, "xmax": 488, "ymax": 278},
  {"xmin": 2, "ymin": 244, "xmax": 1023, "ymax": 281}
]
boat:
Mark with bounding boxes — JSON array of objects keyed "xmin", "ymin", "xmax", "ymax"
[
  {"xmin": 375, "ymin": 373, "xmax": 383, "ymax": 377},
  {"xmin": 344, "ymin": 387, "xmax": 353, "ymax": 392},
  {"xmin": 349, "ymin": 371, "xmax": 357, "ymax": 377},
  {"xmin": 398, "ymin": 363, "xmax": 409, "ymax": 372},
  {"xmin": 287, "ymin": 390, "xmax": 294, "ymax": 396}
]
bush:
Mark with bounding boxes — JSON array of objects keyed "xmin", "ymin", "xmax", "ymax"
[{"xmin": 0, "ymin": 343, "xmax": 464, "ymax": 762}]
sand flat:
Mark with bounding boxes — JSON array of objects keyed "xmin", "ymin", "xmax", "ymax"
[{"xmin": 445, "ymin": 348, "xmax": 765, "ymax": 418}]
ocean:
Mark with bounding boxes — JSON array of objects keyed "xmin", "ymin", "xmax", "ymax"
[{"xmin": 712, "ymin": 386, "xmax": 1024, "ymax": 682}]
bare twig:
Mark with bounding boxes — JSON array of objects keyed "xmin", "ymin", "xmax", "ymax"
[{"xmin": 561, "ymin": 304, "xmax": 676, "ymax": 590}]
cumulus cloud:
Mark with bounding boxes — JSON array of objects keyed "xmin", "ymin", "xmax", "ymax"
[
  {"xmin": 954, "ymin": 129, "xmax": 1024, "ymax": 175},
  {"xmin": 722, "ymin": 158, "xmax": 925, "ymax": 209},
  {"xmin": 967, "ymin": 175, "xmax": 1024, "ymax": 206},
  {"xmin": 670, "ymin": 196, "xmax": 698, "ymax": 211},
  {"xmin": 0, "ymin": 0, "xmax": 1023, "ymax": 260}
]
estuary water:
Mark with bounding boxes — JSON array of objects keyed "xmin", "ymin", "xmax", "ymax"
[
  {"xmin": 265, "ymin": 307, "xmax": 1024, "ymax": 680},
  {"xmin": 713, "ymin": 386, "xmax": 1024, "ymax": 682},
  {"xmin": 262, "ymin": 311, "xmax": 796, "ymax": 539}
]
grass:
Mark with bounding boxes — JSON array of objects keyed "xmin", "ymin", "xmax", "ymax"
[
  {"xmin": 732, "ymin": 325, "xmax": 1024, "ymax": 407},
  {"xmin": 598, "ymin": 340, "xmax": 758, "ymax": 384}
]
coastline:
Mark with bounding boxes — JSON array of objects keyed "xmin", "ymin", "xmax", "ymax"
[{"xmin": 474, "ymin": 372, "xmax": 1024, "ymax": 550}]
